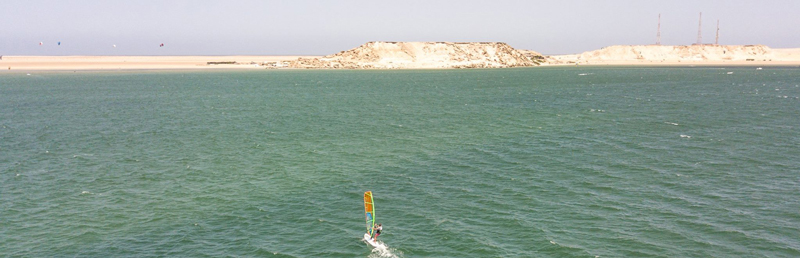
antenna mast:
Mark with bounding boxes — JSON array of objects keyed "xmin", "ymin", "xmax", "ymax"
[
  {"xmin": 715, "ymin": 19, "xmax": 720, "ymax": 45},
  {"xmin": 656, "ymin": 14, "xmax": 661, "ymax": 45},
  {"xmin": 696, "ymin": 12, "xmax": 703, "ymax": 45}
]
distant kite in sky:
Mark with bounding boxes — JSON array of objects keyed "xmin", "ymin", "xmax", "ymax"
[
  {"xmin": 39, "ymin": 42, "xmax": 43, "ymax": 45},
  {"xmin": 160, "ymin": 43, "xmax": 164, "ymax": 47},
  {"xmin": 113, "ymin": 44, "xmax": 117, "ymax": 48},
  {"xmin": 58, "ymin": 42, "xmax": 61, "ymax": 46}
]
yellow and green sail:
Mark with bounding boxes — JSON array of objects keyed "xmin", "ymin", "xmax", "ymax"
[{"xmin": 364, "ymin": 191, "xmax": 375, "ymax": 237}]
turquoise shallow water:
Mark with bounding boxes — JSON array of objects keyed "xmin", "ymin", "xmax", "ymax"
[{"xmin": 1, "ymin": 67, "xmax": 799, "ymax": 257}]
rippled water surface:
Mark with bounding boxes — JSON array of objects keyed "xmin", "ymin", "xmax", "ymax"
[{"xmin": 2, "ymin": 67, "xmax": 799, "ymax": 257}]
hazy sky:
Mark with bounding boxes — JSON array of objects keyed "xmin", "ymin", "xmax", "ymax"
[{"xmin": 2, "ymin": 0, "xmax": 798, "ymax": 55}]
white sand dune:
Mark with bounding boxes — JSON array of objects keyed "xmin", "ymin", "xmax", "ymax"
[
  {"xmin": 288, "ymin": 42, "xmax": 544, "ymax": 69},
  {"xmin": 545, "ymin": 45, "xmax": 800, "ymax": 66}
]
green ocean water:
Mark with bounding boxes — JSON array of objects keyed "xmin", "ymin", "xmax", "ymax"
[{"xmin": 1, "ymin": 67, "xmax": 799, "ymax": 257}]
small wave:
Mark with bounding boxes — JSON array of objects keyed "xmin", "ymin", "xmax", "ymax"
[
  {"xmin": 369, "ymin": 246, "xmax": 401, "ymax": 258},
  {"xmin": 665, "ymin": 122, "xmax": 679, "ymax": 126},
  {"xmin": 680, "ymin": 135, "xmax": 691, "ymax": 139},
  {"xmin": 366, "ymin": 240, "xmax": 401, "ymax": 258}
]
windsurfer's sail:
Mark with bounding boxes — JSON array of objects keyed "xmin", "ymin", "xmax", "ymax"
[{"xmin": 364, "ymin": 191, "xmax": 375, "ymax": 237}]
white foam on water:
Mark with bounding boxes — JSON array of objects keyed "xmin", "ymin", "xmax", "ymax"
[
  {"xmin": 364, "ymin": 234, "xmax": 400, "ymax": 258},
  {"xmin": 665, "ymin": 122, "xmax": 679, "ymax": 126},
  {"xmin": 680, "ymin": 135, "xmax": 691, "ymax": 139},
  {"xmin": 369, "ymin": 244, "xmax": 401, "ymax": 258}
]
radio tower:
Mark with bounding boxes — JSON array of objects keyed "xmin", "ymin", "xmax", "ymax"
[
  {"xmin": 696, "ymin": 12, "xmax": 703, "ymax": 45},
  {"xmin": 715, "ymin": 19, "xmax": 720, "ymax": 45},
  {"xmin": 656, "ymin": 14, "xmax": 661, "ymax": 45}
]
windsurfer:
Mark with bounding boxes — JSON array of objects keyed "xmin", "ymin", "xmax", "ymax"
[{"xmin": 373, "ymin": 224, "xmax": 383, "ymax": 241}]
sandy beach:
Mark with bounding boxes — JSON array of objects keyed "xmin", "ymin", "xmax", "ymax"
[
  {"xmin": 3, "ymin": 45, "xmax": 800, "ymax": 71},
  {"xmin": 544, "ymin": 46, "xmax": 800, "ymax": 66},
  {"xmin": 0, "ymin": 56, "xmax": 316, "ymax": 71}
]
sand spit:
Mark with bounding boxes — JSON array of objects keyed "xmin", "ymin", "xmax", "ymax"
[
  {"xmin": 285, "ymin": 41, "xmax": 545, "ymax": 69},
  {"xmin": 546, "ymin": 45, "xmax": 800, "ymax": 66},
  {"xmin": 0, "ymin": 56, "xmax": 311, "ymax": 71}
]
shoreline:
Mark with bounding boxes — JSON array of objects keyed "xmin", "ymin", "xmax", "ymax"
[
  {"xmin": 544, "ymin": 45, "xmax": 800, "ymax": 67},
  {"xmin": 2, "ymin": 54, "xmax": 800, "ymax": 71},
  {"xmin": 0, "ymin": 55, "xmax": 317, "ymax": 71},
  {"xmin": 542, "ymin": 60, "xmax": 800, "ymax": 67}
]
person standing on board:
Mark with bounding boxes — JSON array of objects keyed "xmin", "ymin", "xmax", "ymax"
[{"xmin": 373, "ymin": 224, "xmax": 383, "ymax": 241}]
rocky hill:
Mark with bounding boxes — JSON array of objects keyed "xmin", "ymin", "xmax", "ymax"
[
  {"xmin": 547, "ymin": 44, "xmax": 777, "ymax": 64},
  {"xmin": 289, "ymin": 42, "xmax": 544, "ymax": 69}
]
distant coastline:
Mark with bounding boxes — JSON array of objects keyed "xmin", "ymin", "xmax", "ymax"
[
  {"xmin": 0, "ymin": 56, "xmax": 311, "ymax": 71},
  {"xmin": 3, "ymin": 43, "xmax": 800, "ymax": 71},
  {"xmin": 544, "ymin": 45, "xmax": 800, "ymax": 66}
]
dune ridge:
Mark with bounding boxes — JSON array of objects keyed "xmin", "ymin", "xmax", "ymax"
[
  {"xmin": 545, "ymin": 44, "xmax": 800, "ymax": 65},
  {"xmin": 287, "ymin": 41, "xmax": 544, "ymax": 69}
]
